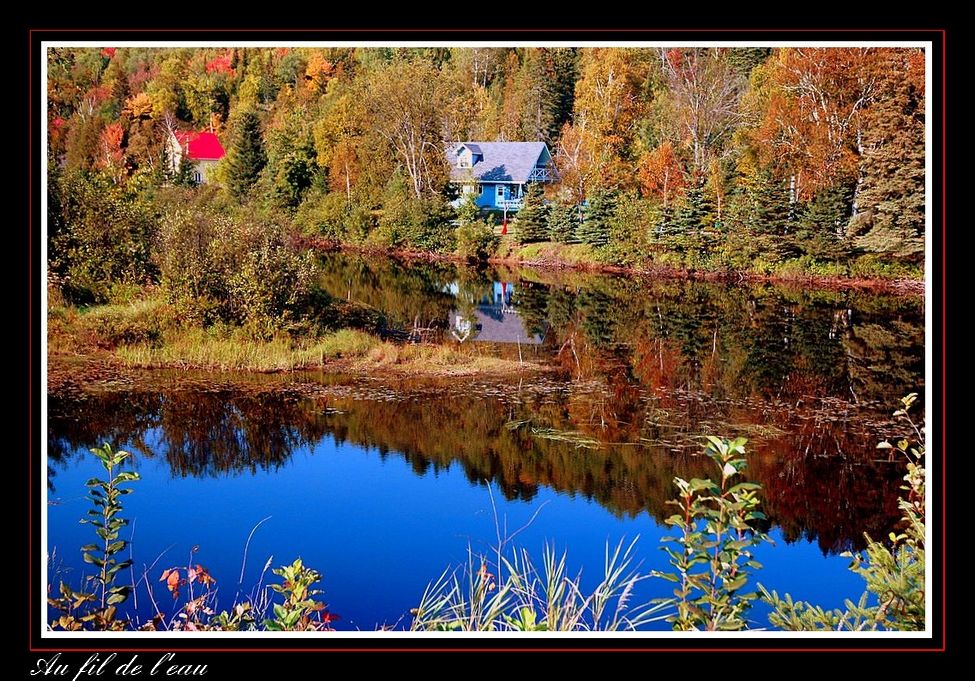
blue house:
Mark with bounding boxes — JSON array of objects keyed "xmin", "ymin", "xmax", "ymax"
[{"xmin": 448, "ymin": 142, "xmax": 556, "ymax": 212}]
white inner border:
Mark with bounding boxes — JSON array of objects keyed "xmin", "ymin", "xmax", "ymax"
[{"xmin": 40, "ymin": 39, "xmax": 935, "ymax": 640}]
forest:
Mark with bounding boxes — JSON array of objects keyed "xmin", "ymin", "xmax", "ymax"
[{"xmin": 47, "ymin": 46, "xmax": 925, "ymax": 311}]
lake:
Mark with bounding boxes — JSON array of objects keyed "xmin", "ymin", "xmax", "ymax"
[{"xmin": 46, "ymin": 253, "xmax": 925, "ymax": 631}]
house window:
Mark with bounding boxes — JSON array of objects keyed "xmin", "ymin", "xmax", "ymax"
[
  {"xmin": 478, "ymin": 185, "xmax": 484, "ymax": 196},
  {"xmin": 458, "ymin": 155, "xmax": 471, "ymax": 168},
  {"xmin": 462, "ymin": 184, "xmax": 475, "ymax": 195},
  {"xmin": 194, "ymin": 171, "xmax": 202, "ymax": 184},
  {"xmin": 496, "ymin": 185, "xmax": 506, "ymax": 203}
]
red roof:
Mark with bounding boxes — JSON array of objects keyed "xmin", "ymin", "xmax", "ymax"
[{"xmin": 174, "ymin": 131, "xmax": 226, "ymax": 161}]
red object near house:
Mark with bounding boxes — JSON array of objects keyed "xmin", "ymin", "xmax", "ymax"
[
  {"xmin": 173, "ymin": 131, "xmax": 226, "ymax": 161},
  {"xmin": 501, "ymin": 219, "xmax": 508, "ymax": 235}
]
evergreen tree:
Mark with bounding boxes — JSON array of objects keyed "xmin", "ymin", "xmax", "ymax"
[
  {"xmin": 672, "ymin": 179, "xmax": 713, "ymax": 234},
  {"xmin": 728, "ymin": 169, "xmax": 792, "ymax": 236},
  {"xmin": 515, "ymin": 183, "xmax": 548, "ymax": 243},
  {"xmin": 726, "ymin": 48, "xmax": 772, "ymax": 78},
  {"xmin": 847, "ymin": 53, "xmax": 925, "ymax": 261},
  {"xmin": 226, "ymin": 109, "xmax": 267, "ymax": 199},
  {"xmin": 456, "ymin": 192, "xmax": 480, "ymax": 226},
  {"xmin": 576, "ymin": 188, "xmax": 616, "ymax": 246},
  {"xmin": 546, "ymin": 48, "xmax": 579, "ymax": 144},
  {"xmin": 517, "ymin": 50, "xmax": 558, "ymax": 144},
  {"xmin": 796, "ymin": 183, "xmax": 854, "ymax": 261},
  {"xmin": 726, "ymin": 169, "xmax": 797, "ymax": 261},
  {"xmin": 547, "ymin": 199, "xmax": 579, "ymax": 243}
]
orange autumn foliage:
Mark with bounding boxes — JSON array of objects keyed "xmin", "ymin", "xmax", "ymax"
[
  {"xmin": 749, "ymin": 47, "xmax": 891, "ymax": 200},
  {"xmin": 638, "ymin": 142, "xmax": 686, "ymax": 206}
]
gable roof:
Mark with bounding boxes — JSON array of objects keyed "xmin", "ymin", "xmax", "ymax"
[
  {"xmin": 448, "ymin": 142, "xmax": 549, "ymax": 184},
  {"xmin": 174, "ymin": 131, "xmax": 226, "ymax": 161},
  {"xmin": 450, "ymin": 308, "xmax": 545, "ymax": 345}
]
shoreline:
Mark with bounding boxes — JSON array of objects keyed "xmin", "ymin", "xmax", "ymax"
[{"xmin": 299, "ymin": 238, "xmax": 925, "ymax": 297}]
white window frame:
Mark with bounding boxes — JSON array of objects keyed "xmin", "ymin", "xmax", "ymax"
[{"xmin": 496, "ymin": 184, "xmax": 506, "ymax": 203}]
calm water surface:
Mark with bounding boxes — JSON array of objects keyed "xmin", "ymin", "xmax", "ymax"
[{"xmin": 47, "ymin": 254, "xmax": 925, "ymax": 630}]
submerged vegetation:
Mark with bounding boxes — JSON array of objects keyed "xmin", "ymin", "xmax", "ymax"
[{"xmin": 48, "ymin": 397, "xmax": 924, "ymax": 632}]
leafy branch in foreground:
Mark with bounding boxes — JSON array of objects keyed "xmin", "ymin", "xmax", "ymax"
[
  {"xmin": 654, "ymin": 436, "xmax": 771, "ymax": 631},
  {"xmin": 48, "ymin": 443, "xmax": 140, "ymax": 630},
  {"xmin": 761, "ymin": 393, "xmax": 925, "ymax": 631}
]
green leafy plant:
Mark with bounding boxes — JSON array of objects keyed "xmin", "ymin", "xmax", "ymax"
[
  {"xmin": 48, "ymin": 443, "xmax": 139, "ymax": 630},
  {"xmin": 655, "ymin": 436, "xmax": 770, "ymax": 631},
  {"xmin": 264, "ymin": 558, "xmax": 336, "ymax": 631},
  {"xmin": 761, "ymin": 393, "xmax": 925, "ymax": 631}
]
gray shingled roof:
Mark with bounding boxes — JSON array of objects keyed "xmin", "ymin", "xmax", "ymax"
[
  {"xmin": 450, "ymin": 307, "xmax": 545, "ymax": 345},
  {"xmin": 449, "ymin": 142, "xmax": 549, "ymax": 184}
]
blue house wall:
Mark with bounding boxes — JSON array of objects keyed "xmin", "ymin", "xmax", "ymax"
[{"xmin": 460, "ymin": 181, "xmax": 516, "ymax": 210}]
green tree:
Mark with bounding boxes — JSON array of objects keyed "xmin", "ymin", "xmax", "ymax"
[
  {"xmin": 795, "ymin": 183, "xmax": 853, "ymax": 261},
  {"xmin": 576, "ymin": 187, "xmax": 616, "ymax": 246},
  {"xmin": 515, "ymin": 183, "xmax": 548, "ymax": 243},
  {"xmin": 547, "ymin": 199, "xmax": 579, "ymax": 243},
  {"xmin": 672, "ymin": 179, "xmax": 713, "ymax": 234},
  {"xmin": 226, "ymin": 109, "xmax": 267, "ymax": 199},
  {"xmin": 848, "ymin": 51, "xmax": 925, "ymax": 262}
]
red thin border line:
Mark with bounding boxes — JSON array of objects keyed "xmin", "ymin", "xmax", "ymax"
[
  {"xmin": 30, "ymin": 30, "xmax": 946, "ymax": 654},
  {"xmin": 940, "ymin": 29, "xmax": 947, "ymax": 649}
]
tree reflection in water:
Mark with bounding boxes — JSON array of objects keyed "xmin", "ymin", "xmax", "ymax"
[{"xmin": 49, "ymin": 253, "xmax": 923, "ymax": 556}]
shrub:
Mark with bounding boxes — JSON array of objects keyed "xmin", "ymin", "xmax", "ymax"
[
  {"xmin": 456, "ymin": 221, "xmax": 499, "ymax": 262},
  {"xmin": 156, "ymin": 208, "xmax": 317, "ymax": 337},
  {"xmin": 79, "ymin": 298, "xmax": 176, "ymax": 348},
  {"xmin": 655, "ymin": 437, "xmax": 770, "ymax": 631},
  {"xmin": 50, "ymin": 170, "xmax": 158, "ymax": 304},
  {"xmin": 294, "ymin": 189, "xmax": 374, "ymax": 243}
]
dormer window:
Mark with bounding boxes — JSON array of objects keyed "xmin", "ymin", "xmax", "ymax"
[{"xmin": 458, "ymin": 155, "xmax": 471, "ymax": 168}]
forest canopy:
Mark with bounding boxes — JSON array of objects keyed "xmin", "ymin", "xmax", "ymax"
[{"xmin": 47, "ymin": 46, "xmax": 926, "ymax": 304}]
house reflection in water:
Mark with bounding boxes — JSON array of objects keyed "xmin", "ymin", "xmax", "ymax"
[{"xmin": 449, "ymin": 281, "xmax": 545, "ymax": 344}]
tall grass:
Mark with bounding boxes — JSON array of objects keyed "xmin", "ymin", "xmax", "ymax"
[
  {"xmin": 410, "ymin": 538, "xmax": 669, "ymax": 631},
  {"xmin": 118, "ymin": 328, "xmax": 377, "ymax": 372}
]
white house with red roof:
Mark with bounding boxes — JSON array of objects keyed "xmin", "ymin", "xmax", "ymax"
[{"xmin": 167, "ymin": 129, "xmax": 226, "ymax": 184}]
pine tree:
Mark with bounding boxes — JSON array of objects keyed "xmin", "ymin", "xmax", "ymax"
[
  {"xmin": 672, "ymin": 179, "xmax": 713, "ymax": 234},
  {"xmin": 575, "ymin": 188, "xmax": 616, "ymax": 246},
  {"xmin": 728, "ymin": 169, "xmax": 792, "ymax": 236},
  {"xmin": 515, "ymin": 183, "xmax": 548, "ymax": 243},
  {"xmin": 226, "ymin": 109, "xmax": 267, "ymax": 199},
  {"xmin": 726, "ymin": 169, "xmax": 796, "ymax": 261},
  {"xmin": 796, "ymin": 183, "xmax": 853, "ymax": 261},
  {"xmin": 547, "ymin": 199, "xmax": 579, "ymax": 243},
  {"xmin": 517, "ymin": 50, "xmax": 558, "ymax": 144},
  {"xmin": 848, "ymin": 53, "xmax": 925, "ymax": 261}
]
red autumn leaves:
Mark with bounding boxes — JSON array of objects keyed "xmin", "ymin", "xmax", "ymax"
[{"xmin": 159, "ymin": 565, "xmax": 215, "ymax": 599}]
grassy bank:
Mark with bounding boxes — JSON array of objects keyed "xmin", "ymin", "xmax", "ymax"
[{"xmin": 48, "ymin": 295, "xmax": 544, "ymax": 376}]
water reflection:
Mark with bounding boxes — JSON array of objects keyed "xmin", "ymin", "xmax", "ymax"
[
  {"xmin": 49, "ymin": 253, "xmax": 924, "ymax": 558},
  {"xmin": 317, "ymin": 254, "xmax": 924, "ymax": 407},
  {"xmin": 49, "ymin": 383, "xmax": 909, "ymax": 555}
]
